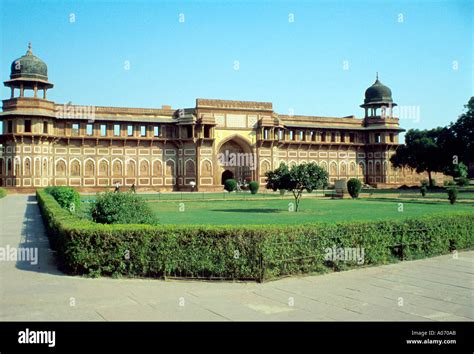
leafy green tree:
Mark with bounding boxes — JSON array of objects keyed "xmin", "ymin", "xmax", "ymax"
[
  {"xmin": 266, "ymin": 162, "xmax": 328, "ymax": 212},
  {"xmin": 436, "ymin": 97, "xmax": 474, "ymax": 178},
  {"xmin": 451, "ymin": 97, "xmax": 474, "ymax": 175},
  {"xmin": 265, "ymin": 162, "xmax": 290, "ymax": 192},
  {"xmin": 390, "ymin": 129, "xmax": 445, "ymax": 187}
]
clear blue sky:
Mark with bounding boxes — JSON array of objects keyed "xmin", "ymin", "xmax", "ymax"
[{"xmin": 0, "ymin": 0, "xmax": 472, "ymax": 135}]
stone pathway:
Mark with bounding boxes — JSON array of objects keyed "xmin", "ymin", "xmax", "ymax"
[{"xmin": 0, "ymin": 194, "xmax": 472, "ymax": 321}]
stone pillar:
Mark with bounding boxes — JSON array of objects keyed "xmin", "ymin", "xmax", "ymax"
[{"xmin": 20, "ymin": 84, "xmax": 24, "ymax": 97}]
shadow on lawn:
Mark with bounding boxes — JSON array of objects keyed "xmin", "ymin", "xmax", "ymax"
[
  {"xmin": 211, "ymin": 208, "xmax": 282, "ymax": 213},
  {"xmin": 361, "ymin": 197, "xmax": 473, "ymax": 206}
]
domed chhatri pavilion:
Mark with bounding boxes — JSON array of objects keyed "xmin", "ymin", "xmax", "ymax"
[{"xmin": 0, "ymin": 44, "xmax": 447, "ymax": 191}]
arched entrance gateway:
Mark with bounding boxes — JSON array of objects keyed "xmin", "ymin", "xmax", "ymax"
[
  {"xmin": 216, "ymin": 135, "xmax": 255, "ymax": 185},
  {"xmin": 221, "ymin": 170, "xmax": 234, "ymax": 184}
]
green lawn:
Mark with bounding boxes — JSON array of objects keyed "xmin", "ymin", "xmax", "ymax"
[
  {"xmin": 146, "ymin": 197, "xmax": 474, "ymax": 225},
  {"xmin": 80, "ymin": 190, "xmax": 318, "ymax": 202}
]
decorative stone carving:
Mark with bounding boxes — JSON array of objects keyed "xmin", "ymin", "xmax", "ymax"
[
  {"xmin": 70, "ymin": 160, "xmax": 80, "ymax": 176},
  {"xmin": 56, "ymin": 160, "xmax": 66, "ymax": 176},
  {"xmin": 85, "ymin": 160, "xmax": 94, "ymax": 177}
]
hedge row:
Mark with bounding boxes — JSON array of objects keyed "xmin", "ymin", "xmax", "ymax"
[{"xmin": 36, "ymin": 189, "xmax": 474, "ymax": 281}]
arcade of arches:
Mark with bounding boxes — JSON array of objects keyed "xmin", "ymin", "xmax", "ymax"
[{"xmin": 0, "ymin": 44, "xmax": 451, "ymax": 190}]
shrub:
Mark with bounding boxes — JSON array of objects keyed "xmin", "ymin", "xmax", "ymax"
[
  {"xmin": 36, "ymin": 189, "xmax": 474, "ymax": 282},
  {"xmin": 457, "ymin": 177, "xmax": 470, "ymax": 186},
  {"xmin": 447, "ymin": 187, "xmax": 458, "ymax": 205},
  {"xmin": 444, "ymin": 180, "xmax": 455, "ymax": 187},
  {"xmin": 347, "ymin": 178, "xmax": 362, "ymax": 198},
  {"xmin": 44, "ymin": 186, "xmax": 81, "ymax": 212},
  {"xmin": 249, "ymin": 181, "xmax": 259, "ymax": 194},
  {"xmin": 0, "ymin": 188, "xmax": 6, "ymax": 199},
  {"xmin": 420, "ymin": 184, "xmax": 428, "ymax": 197},
  {"xmin": 224, "ymin": 179, "xmax": 237, "ymax": 192},
  {"xmin": 90, "ymin": 191, "xmax": 158, "ymax": 225}
]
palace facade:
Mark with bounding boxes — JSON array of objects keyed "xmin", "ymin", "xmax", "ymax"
[{"xmin": 0, "ymin": 44, "xmax": 448, "ymax": 191}]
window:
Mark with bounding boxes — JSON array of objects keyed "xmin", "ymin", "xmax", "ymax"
[
  {"xmin": 57, "ymin": 122, "xmax": 65, "ymax": 135},
  {"xmin": 289, "ymin": 130, "xmax": 294, "ymax": 140},
  {"xmin": 164, "ymin": 125, "xmax": 174, "ymax": 138},
  {"xmin": 331, "ymin": 132, "xmax": 336, "ymax": 142},
  {"xmin": 375, "ymin": 133, "xmax": 381, "ymax": 143},
  {"xmin": 186, "ymin": 126, "xmax": 192, "ymax": 138},
  {"xmin": 72, "ymin": 123, "xmax": 80, "ymax": 136},
  {"xmin": 278, "ymin": 130, "xmax": 284, "ymax": 140},
  {"xmin": 114, "ymin": 124, "xmax": 121, "ymax": 136},
  {"xmin": 389, "ymin": 133, "xmax": 394, "ymax": 143},
  {"xmin": 154, "ymin": 126, "xmax": 160, "ymax": 137},
  {"xmin": 100, "ymin": 124, "xmax": 107, "ymax": 137},
  {"xmin": 24, "ymin": 120, "xmax": 32, "ymax": 133},
  {"xmin": 340, "ymin": 132, "xmax": 345, "ymax": 142},
  {"xmin": 8, "ymin": 121, "xmax": 13, "ymax": 133},
  {"xmin": 86, "ymin": 124, "xmax": 93, "ymax": 136},
  {"xmin": 299, "ymin": 131, "xmax": 304, "ymax": 141},
  {"xmin": 204, "ymin": 126, "xmax": 211, "ymax": 138},
  {"xmin": 349, "ymin": 133, "xmax": 355, "ymax": 143},
  {"xmin": 43, "ymin": 121, "xmax": 48, "ymax": 134},
  {"xmin": 127, "ymin": 125, "xmax": 133, "ymax": 136},
  {"xmin": 310, "ymin": 131, "xmax": 316, "ymax": 141},
  {"xmin": 264, "ymin": 129, "xmax": 269, "ymax": 140},
  {"xmin": 321, "ymin": 132, "xmax": 326, "ymax": 142},
  {"xmin": 140, "ymin": 126, "xmax": 147, "ymax": 137}
]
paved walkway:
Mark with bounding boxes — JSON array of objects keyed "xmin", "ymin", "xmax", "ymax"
[{"xmin": 0, "ymin": 195, "xmax": 472, "ymax": 321}]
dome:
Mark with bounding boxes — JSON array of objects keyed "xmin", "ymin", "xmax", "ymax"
[
  {"xmin": 364, "ymin": 74, "xmax": 393, "ymax": 105},
  {"xmin": 10, "ymin": 43, "xmax": 48, "ymax": 81}
]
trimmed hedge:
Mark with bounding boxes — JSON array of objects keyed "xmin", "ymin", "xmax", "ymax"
[
  {"xmin": 0, "ymin": 188, "xmax": 6, "ymax": 199},
  {"xmin": 36, "ymin": 189, "xmax": 474, "ymax": 281}
]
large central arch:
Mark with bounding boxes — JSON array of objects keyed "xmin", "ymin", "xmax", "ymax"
[{"xmin": 215, "ymin": 134, "xmax": 255, "ymax": 185}]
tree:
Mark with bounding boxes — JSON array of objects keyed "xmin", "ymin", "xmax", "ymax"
[
  {"xmin": 450, "ymin": 97, "xmax": 474, "ymax": 176},
  {"xmin": 266, "ymin": 162, "xmax": 328, "ymax": 212},
  {"xmin": 392, "ymin": 97, "xmax": 474, "ymax": 183},
  {"xmin": 265, "ymin": 162, "xmax": 290, "ymax": 192},
  {"xmin": 390, "ymin": 129, "xmax": 445, "ymax": 187}
]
